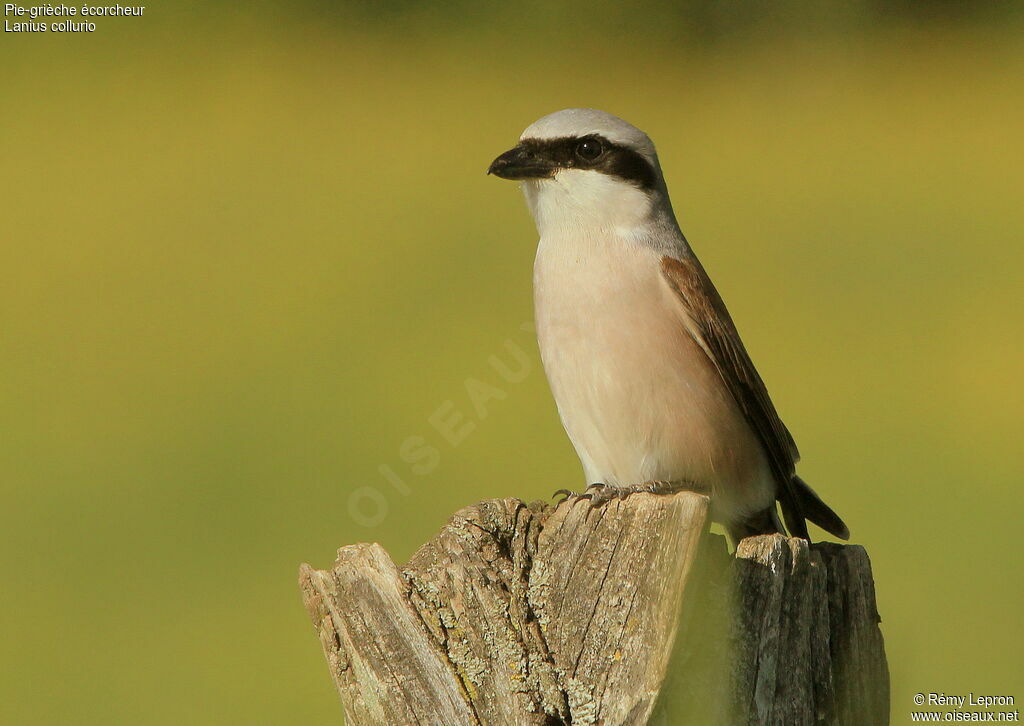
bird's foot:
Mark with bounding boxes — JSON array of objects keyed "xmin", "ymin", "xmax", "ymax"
[
  {"xmin": 552, "ymin": 480, "xmax": 686, "ymax": 508},
  {"xmin": 552, "ymin": 483, "xmax": 632, "ymax": 508}
]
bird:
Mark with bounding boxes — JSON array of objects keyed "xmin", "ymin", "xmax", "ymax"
[{"xmin": 487, "ymin": 108, "xmax": 848, "ymax": 542}]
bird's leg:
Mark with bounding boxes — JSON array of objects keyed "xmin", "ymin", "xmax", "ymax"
[{"xmin": 553, "ymin": 480, "xmax": 699, "ymax": 508}]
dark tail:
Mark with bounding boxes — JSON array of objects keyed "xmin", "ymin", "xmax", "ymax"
[
  {"xmin": 731, "ymin": 476, "xmax": 850, "ymax": 542},
  {"xmin": 791, "ymin": 475, "xmax": 849, "ymax": 540}
]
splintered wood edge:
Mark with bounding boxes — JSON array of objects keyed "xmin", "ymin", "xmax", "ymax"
[
  {"xmin": 298, "ymin": 493, "xmax": 712, "ymax": 726},
  {"xmin": 298, "ymin": 495, "xmax": 885, "ymax": 726},
  {"xmin": 299, "ymin": 543, "xmax": 479, "ymax": 725}
]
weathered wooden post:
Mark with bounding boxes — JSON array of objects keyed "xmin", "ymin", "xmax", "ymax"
[{"xmin": 299, "ymin": 491, "xmax": 888, "ymax": 725}]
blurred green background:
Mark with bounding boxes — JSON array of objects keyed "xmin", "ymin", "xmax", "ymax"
[{"xmin": 3, "ymin": 2, "xmax": 1022, "ymax": 723}]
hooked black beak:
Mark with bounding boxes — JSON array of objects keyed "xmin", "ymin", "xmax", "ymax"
[{"xmin": 487, "ymin": 145, "xmax": 556, "ymax": 180}]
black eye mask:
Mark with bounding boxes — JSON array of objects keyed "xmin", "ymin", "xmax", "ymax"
[{"xmin": 488, "ymin": 134, "xmax": 659, "ymax": 191}]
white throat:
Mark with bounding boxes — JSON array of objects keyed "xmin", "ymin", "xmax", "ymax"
[{"xmin": 522, "ymin": 170, "xmax": 659, "ymax": 241}]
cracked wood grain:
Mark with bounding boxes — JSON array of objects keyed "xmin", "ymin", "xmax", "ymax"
[
  {"xmin": 298, "ymin": 544, "xmax": 478, "ymax": 725},
  {"xmin": 528, "ymin": 493, "xmax": 708, "ymax": 725},
  {"xmin": 299, "ymin": 493, "xmax": 888, "ymax": 726}
]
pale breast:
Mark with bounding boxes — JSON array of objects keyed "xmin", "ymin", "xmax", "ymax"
[{"xmin": 533, "ymin": 234, "xmax": 775, "ymax": 520}]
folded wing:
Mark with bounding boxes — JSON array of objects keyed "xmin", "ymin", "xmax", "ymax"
[{"xmin": 661, "ymin": 254, "xmax": 847, "ymax": 540}]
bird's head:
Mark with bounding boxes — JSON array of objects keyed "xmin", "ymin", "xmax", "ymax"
[{"xmin": 488, "ymin": 108, "xmax": 671, "ymax": 237}]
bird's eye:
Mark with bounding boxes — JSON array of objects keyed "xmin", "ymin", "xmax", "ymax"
[{"xmin": 575, "ymin": 138, "xmax": 603, "ymax": 161}]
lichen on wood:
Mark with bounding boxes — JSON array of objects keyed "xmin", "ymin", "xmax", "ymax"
[{"xmin": 299, "ymin": 491, "xmax": 888, "ymax": 726}]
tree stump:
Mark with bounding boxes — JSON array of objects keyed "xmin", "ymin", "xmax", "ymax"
[{"xmin": 299, "ymin": 492, "xmax": 889, "ymax": 725}]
